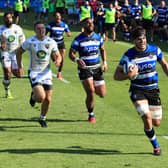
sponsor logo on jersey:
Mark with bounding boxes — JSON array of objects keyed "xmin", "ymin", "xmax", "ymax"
[
  {"xmin": 37, "ymin": 50, "xmax": 47, "ymax": 59},
  {"xmin": 138, "ymin": 62, "xmax": 155, "ymax": 71},
  {"xmin": 8, "ymin": 35, "xmax": 15, "ymax": 42}
]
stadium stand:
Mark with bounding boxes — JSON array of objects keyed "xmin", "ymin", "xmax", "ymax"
[
  {"xmin": 0, "ymin": 0, "xmax": 7, "ymax": 8},
  {"xmin": 0, "ymin": 0, "xmax": 15, "ymax": 8},
  {"xmin": 0, "ymin": 0, "xmax": 168, "ymax": 9}
]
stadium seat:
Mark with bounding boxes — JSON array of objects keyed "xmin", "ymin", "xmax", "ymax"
[{"xmin": 0, "ymin": 0, "xmax": 7, "ymax": 8}]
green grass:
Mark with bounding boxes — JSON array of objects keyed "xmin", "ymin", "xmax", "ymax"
[{"xmin": 0, "ymin": 9, "xmax": 168, "ymax": 168}]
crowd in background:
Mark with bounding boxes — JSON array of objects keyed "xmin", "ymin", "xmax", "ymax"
[{"xmin": 2, "ymin": 0, "xmax": 168, "ymax": 42}]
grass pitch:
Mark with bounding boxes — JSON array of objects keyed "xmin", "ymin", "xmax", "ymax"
[{"xmin": 0, "ymin": 9, "xmax": 168, "ymax": 168}]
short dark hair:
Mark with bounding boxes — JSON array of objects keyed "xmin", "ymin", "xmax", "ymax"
[
  {"xmin": 80, "ymin": 17, "xmax": 91, "ymax": 25},
  {"xmin": 53, "ymin": 11, "xmax": 61, "ymax": 17},
  {"xmin": 131, "ymin": 26, "xmax": 146, "ymax": 40},
  {"xmin": 34, "ymin": 20, "xmax": 44, "ymax": 29},
  {"xmin": 3, "ymin": 12, "xmax": 13, "ymax": 18}
]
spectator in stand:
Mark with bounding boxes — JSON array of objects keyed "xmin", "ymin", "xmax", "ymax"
[
  {"xmin": 141, "ymin": 0, "xmax": 156, "ymax": 42},
  {"xmin": 79, "ymin": 0, "xmax": 93, "ymax": 22},
  {"xmin": 156, "ymin": 0, "xmax": 168, "ymax": 42},
  {"xmin": 41, "ymin": 0, "xmax": 50, "ymax": 22},
  {"xmin": 104, "ymin": 3, "xmax": 117, "ymax": 42},
  {"xmin": 114, "ymin": 0, "xmax": 122, "ymax": 31},
  {"xmin": 65, "ymin": 0, "xmax": 77, "ymax": 24},
  {"xmin": 34, "ymin": 0, "xmax": 43, "ymax": 21},
  {"xmin": 76, "ymin": 0, "xmax": 84, "ymax": 23},
  {"xmin": 76, "ymin": 0, "xmax": 84, "ymax": 9},
  {"xmin": 7, "ymin": 0, "xmax": 10, "ymax": 8},
  {"xmin": 23, "ymin": 0, "xmax": 30, "ymax": 23},
  {"xmin": 49, "ymin": 0, "xmax": 56, "ymax": 14},
  {"xmin": 74, "ymin": 0, "xmax": 80, "ymax": 24},
  {"xmin": 89, "ymin": 0, "xmax": 99, "ymax": 22},
  {"xmin": 120, "ymin": 0, "xmax": 133, "ymax": 41},
  {"xmin": 23, "ymin": 0, "xmax": 30, "ymax": 13},
  {"xmin": 55, "ymin": 0, "xmax": 65, "ymax": 15},
  {"xmin": 14, "ymin": 0, "xmax": 23, "ymax": 24},
  {"xmin": 96, "ymin": 1, "xmax": 105, "ymax": 37},
  {"xmin": 131, "ymin": 0, "xmax": 142, "ymax": 27}
]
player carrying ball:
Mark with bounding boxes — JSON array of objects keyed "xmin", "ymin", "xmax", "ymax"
[{"xmin": 114, "ymin": 26, "xmax": 168, "ymax": 156}]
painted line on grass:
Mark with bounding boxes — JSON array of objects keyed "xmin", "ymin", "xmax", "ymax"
[
  {"xmin": 52, "ymin": 73, "xmax": 70, "ymax": 84},
  {"xmin": 163, "ymin": 136, "xmax": 168, "ymax": 140}
]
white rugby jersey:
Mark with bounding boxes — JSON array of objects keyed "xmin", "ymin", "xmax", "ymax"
[
  {"xmin": 22, "ymin": 36, "xmax": 58, "ymax": 72},
  {"xmin": 0, "ymin": 24, "xmax": 25, "ymax": 53}
]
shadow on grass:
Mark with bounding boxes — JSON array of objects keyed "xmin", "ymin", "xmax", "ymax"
[
  {"xmin": 0, "ymin": 146, "xmax": 151, "ymax": 155},
  {"xmin": 0, "ymin": 126, "xmax": 146, "ymax": 137},
  {"xmin": 0, "ymin": 117, "xmax": 85, "ymax": 123},
  {"xmin": 0, "ymin": 117, "xmax": 86, "ymax": 130},
  {"xmin": 0, "ymin": 118, "xmax": 165, "ymax": 137}
]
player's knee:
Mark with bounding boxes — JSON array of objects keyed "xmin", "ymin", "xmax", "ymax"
[
  {"xmin": 152, "ymin": 119, "xmax": 161, "ymax": 127},
  {"xmin": 35, "ymin": 94, "xmax": 45, "ymax": 103},
  {"xmin": 86, "ymin": 91, "xmax": 95, "ymax": 99},
  {"xmin": 36, "ymin": 97, "xmax": 44, "ymax": 103},
  {"xmin": 95, "ymin": 83, "xmax": 106, "ymax": 97},
  {"xmin": 86, "ymin": 88, "xmax": 95, "ymax": 95},
  {"xmin": 136, "ymin": 104, "xmax": 149, "ymax": 117},
  {"xmin": 45, "ymin": 96, "xmax": 52, "ymax": 103},
  {"xmin": 98, "ymin": 91, "xmax": 106, "ymax": 98}
]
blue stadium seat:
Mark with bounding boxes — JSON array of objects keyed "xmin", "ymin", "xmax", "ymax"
[
  {"xmin": 0, "ymin": 0, "xmax": 7, "ymax": 8},
  {"xmin": 30, "ymin": 0, "xmax": 39, "ymax": 8},
  {"xmin": 8, "ymin": 0, "xmax": 15, "ymax": 8}
]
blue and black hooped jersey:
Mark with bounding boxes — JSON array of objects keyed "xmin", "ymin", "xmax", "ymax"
[
  {"xmin": 71, "ymin": 32, "xmax": 103, "ymax": 66},
  {"xmin": 119, "ymin": 44, "xmax": 163, "ymax": 90},
  {"xmin": 157, "ymin": 6, "xmax": 168, "ymax": 22},
  {"xmin": 46, "ymin": 21, "xmax": 70, "ymax": 44},
  {"xmin": 131, "ymin": 4, "xmax": 141, "ymax": 19}
]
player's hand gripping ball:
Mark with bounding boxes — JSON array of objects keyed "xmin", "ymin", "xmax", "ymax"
[{"xmin": 123, "ymin": 57, "xmax": 138, "ymax": 80}]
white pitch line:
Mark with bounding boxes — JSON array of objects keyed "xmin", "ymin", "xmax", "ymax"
[
  {"xmin": 52, "ymin": 73, "xmax": 70, "ymax": 84},
  {"xmin": 163, "ymin": 136, "xmax": 168, "ymax": 140}
]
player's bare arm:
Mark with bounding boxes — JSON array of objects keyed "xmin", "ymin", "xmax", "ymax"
[
  {"xmin": 159, "ymin": 57, "xmax": 168, "ymax": 76},
  {"xmin": 69, "ymin": 48, "xmax": 86, "ymax": 68},
  {"xmin": 100, "ymin": 45, "xmax": 107, "ymax": 72},
  {"xmin": 66, "ymin": 32, "xmax": 72, "ymax": 37},
  {"xmin": 114, "ymin": 64, "xmax": 138, "ymax": 81},
  {"xmin": 0, "ymin": 36, "xmax": 6, "ymax": 51},
  {"xmin": 51, "ymin": 51, "xmax": 62, "ymax": 67}
]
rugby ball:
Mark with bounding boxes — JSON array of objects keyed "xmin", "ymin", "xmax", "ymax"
[{"xmin": 123, "ymin": 59, "xmax": 137, "ymax": 74}]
